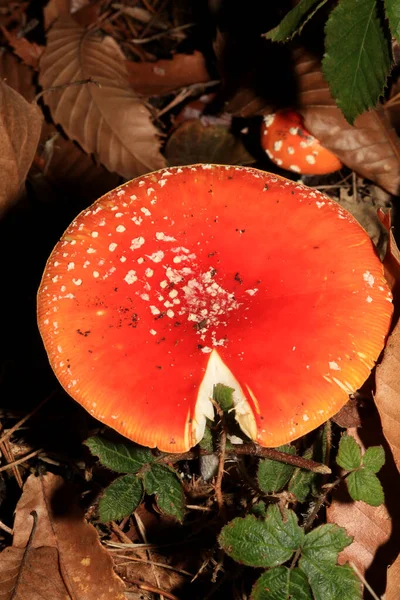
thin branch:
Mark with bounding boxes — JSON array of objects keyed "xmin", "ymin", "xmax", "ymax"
[
  {"xmin": 34, "ymin": 78, "xmax": 100, "ymax": 103},
  {"xmin": 0, "ymin": 448, "xmax": 44, "ymax": 473}
]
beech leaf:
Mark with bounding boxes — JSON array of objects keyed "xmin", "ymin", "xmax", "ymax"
[
  {"xmin": 39, "ymin": 16, "xmax": 166, "ymax": 179},
  {"xmin": 322, "ymin": 0, "xmax": 392, "ymax": 124},
  {"xmin": 384, "ymin": 0, "xmax": 400, "ymax": 43},
  {"xmin": 0, "ymin": 79, "xmax": 42, "ymax": 217}
]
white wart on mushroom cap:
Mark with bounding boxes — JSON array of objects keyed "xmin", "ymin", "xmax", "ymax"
[{"xmin": 37, "ymin": 165, "xmax": 393, "ymax": 452}]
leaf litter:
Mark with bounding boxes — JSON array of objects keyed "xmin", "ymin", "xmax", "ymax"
[{"xmin": 0, "ymin": 1, "xmax": 399, "ymax": 598}]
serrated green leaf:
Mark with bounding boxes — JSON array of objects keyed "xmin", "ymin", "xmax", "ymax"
[
  {"xmin": 265, "ymin": 0, "xmax": 328, "ymax": 42},
  {"xmin": 385, "ymin": 0, "xmax": 400, "ymax": 42},
  {"xmin": 303, "ymin": 523, "xmax": 353, "ymax": 562},
  {"xmin": 299, "ymin": 560, "xmax": 361, "ymax": 600},
  {"xmin": 258, "ymin": 445, "xmax": 296, "ymax": 493},
  {"xmin": 213, "ymin": 383, "xmax": 234, "ymax": 412},
  {"xmin": 347, "ymin": 469, "xmax": 384, "ymax": 506},
  {"xmin": 337, "ymin": 435, "xmax": 362, "ymax": 471},
  {"xmin": 362, "ymin": 446, "xmax": 385, "ymax": 473},
  {"xmin": 142, "ymin": 463, "xmax": 185, "ymax": 521},
  {"xmin": 322, "ymin": 0, "xmax": 392, "ymax": 124},
  {"xmin": 98, "ymin": 474, "xmax": 143, "ymax": 522},
  {"xmin": 219, "ymin": 505, "xmax": 304, "ymax": 568},
  {"xmin": 251, "ymin": 500, "xmax": 267, "ymax": 518},
  {"xmin": 251, "ymin": 566, "xmax": 312, "ymax": 600},
  {"xmin": 85, "ymin": 436, "xmax": 154, "ymax": 473},
  {"xmin": 288, "ymin": 447, "xmax": 316, "ymax": 502},
  {"xmin": 199, "ymin": 422, "xmax": 214, "ymax": 452}
]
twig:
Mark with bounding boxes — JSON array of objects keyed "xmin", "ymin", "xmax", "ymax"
[
  {"xmin": 350, "ymin": 562, "xmax": 381, "ymax": 600},
  {"xmin": 126, "ymin": 579, "xmax": 180, "ymax": 600},
  {"xmin": 155, "ymin": 81, "xmax": 219, "ymax": 118},
  {"xmin": 0, "ymin": 520, "xmax": 13, "ymax": 535},
  {"xmin": 134, "ymin": 511, "xmax": 164, "ymax": 600},
  {"xmin": 115, "ymin": 554, "xmax": 194, "ymax": 577},
  {"xmin": 131, "ymin": 23, "xmax": 194, "ymax": 44},
  {"xmin": 110, "ymin": 520, "xmax": 133, "ymax": 545},
  {"xmin": 0, "ymin": 448, "xmax": 44, "ymax": 473},
  {"xmin": 34, "ymin": 78, "xmax": 100, "ymax": 103},
  {"xmin": 0, "ymin": 393, "xmax": 53, "ymax": 445},
  {"xmin": 211, "ymin": 399, "xmax": 226, "ymax": 512},
  {"xmin": 0, "ymin": 422, "xmax": 23, "ymax": 488}
]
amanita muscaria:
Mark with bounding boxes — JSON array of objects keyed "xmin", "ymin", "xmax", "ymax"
[
  {"xmin": 37, "ymin": 165, "xmax": 392, "ymax": 452},
  {"xmin": 261, "ymin": 110, "xmax": 343, "ymax": 175}
]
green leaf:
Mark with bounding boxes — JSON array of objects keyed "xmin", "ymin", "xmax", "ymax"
[
  {"xmin": 258, "ymin": 445, "xmax": 296, "ymax": 493},
  {"xmin": 98, "ymin": 474, "xmax": 143, "ymax": 522},
  {"xmin": 288, "ymin": 447, "xmax": 316, "ymax": 502},
  {"xmin": 85, "ymin": 436, "xmax": 154, "ymax": 473},
  {"xmin": 198, "ymin": 422, "xmax": 214, "ymax": 452},
  {"xmin": 251, "ymin": 500, "xmax": 267, "ymax": 518},
  {"xmin": 219, "ymin": 505, "xmax": 304, "ymax": 568},
  {"xmin": 213, "ymin": 383, "xmax": 234, "ymax": 412},
  {"xmin": 251, "ymin": 566, "xmax": 312, "ymax": 600},
  {"xmin": 362, "ymin": 446, "xmax": 385, "ymax": 473},
  {"xmin": 336, "ymin": 435, "xmax": 361, "ymax": 471},
  {"xmin": 347, "ymin": 469, "xmax": 384, "ymax": 506},
  {"xmin": 301, "ymin": 524, "xmax": 361, "ymax": 600},
  {"xmin": 142, "ymin": 463, "xmax": 185, "ymax": 521},
  {"xmin": 299, "ymin": 561, "xmax": 361, "ymax": 600},
  {"xmin": 385, "ymin": 0, "xmax": 400, "ymax": 42},
  {"xmin": 322, "ymin": 0, "xmax": 392, "ymax": 124},
  {"xmin": 264, "ymin": 0, "xmax": 328, "ymax": 42}
]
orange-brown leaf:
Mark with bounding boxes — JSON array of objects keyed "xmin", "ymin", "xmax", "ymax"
[
  {"xmin": 39, "ymin": 16, "xmax": 166, "ymax": 178},
  {"xmin": 0, "ymin": 79, "xmax": 42, "ymax": 216},
  {"xmin": 375, "ymin": 320, "xmax": 400, "ymax": 471},
  {"xmin": 386, "ymin": 553, "xmax": 400, "ymax": 600},
  {"xmin": 1, "ymin": 27, "xmax": 44, "ymax": 69},
  {"xmin": 0, "ymin": 52, "xmax": 36, "ymax": 101},
  {"xmin": 126, "ymin": 51, "xmax": 211, "ymax": 96},
  {"xmin": 0, "ymin": 473, "xmax": 126, "ymax": 599}
]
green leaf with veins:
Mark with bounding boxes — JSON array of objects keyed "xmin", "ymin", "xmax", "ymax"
[
  {"xmin": 251, "ymin": 566, "xmax": 312, "ymax": 600},
  {"xmin": 362, "ymin": 445, "xmax": 385, "ymax": 473},
  {"xmin": 265, "ymin": 0, "xmax": 329, "ymax": 42},
  {"xmin": 258, "ymin": 445, "xmax": 296, "ymax": 493},
  {"xmin": 384, "ymin": 0, "xmax": 400, "ymax": 42},
  {"xmin": 213, "ymin": 383, "xmax": 235, "ymax": 411},
  {"xmin": 85, "ymin": 436, "xmax": 154, "ymax": 473},
  {"xmin": 336, "ymin": 435, "xmax": 361, "ymax": 471},
  {"xmin": 322, "ymin": 0, "xmax": 392, "ymax": 124},
  {"xmin": 98, "ymin": 474, "xmax": 143, "ymax": 522},
  {"xmin": 347, "ymin": 469, "xmax": 384, "ymax": 506},
  {"xmin": 142, "ymin": 463, "xmax": 185, "ymax": 522},
  {"xmin": 288, "ymin": 446, "xmax": 316, "ymax": 502},
  {"xmin": 219, "ymin": 505, "xmax": 303, "ymax": 568}
]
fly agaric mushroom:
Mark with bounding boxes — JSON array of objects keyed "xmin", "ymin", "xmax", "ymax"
[
  {"xmin": 37, "ymin": 165, "xmax": 392, "ymax": 453},
  {"xmin": 261, "ymin": 110, "xmax": 343, "ymax": 175}
]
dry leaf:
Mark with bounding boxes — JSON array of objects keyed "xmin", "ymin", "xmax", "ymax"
[
  {"xmin": 165, "ymin": 120, "xmax": 254, "ymax": 167},
  {"xmin": 386, "ymin": 553, "xmax": 400, "ymax": 600},
  {"xmin": 0, "ymin": 473, "xmax": 126, "ymax": 599},
  {"xmin": 0, "ymin": 79, "xmax": 42, "ymax": 216},
  {"xmin": 44, "ymin": 0, "xmax": 99, "ymax": 30},
  {"xmin": 39, "ymin": 16, "xmax": 166, "ymax": 178},
  {"xmin": 377, "ymin": 209, "xmax": 400, "ymax": 305},
  {"xmin": 1, "ymin": 27, "xmax": 44, "ymax": 69},
  {"xmin": 125, "ymin": 51, "xmax": 211, "ymax": 96},
  {"xmin": 0, "ymin": 51, "xmax": 36, "ymax": 101},
  {"xmin": 375, "ymin": 320, "xmax": 400, "ymax": 471},
  {"xmin": 296, "ymin": 51, "xmax": 400, "ymax": 195},
  {"xmin": 327, "ymin": 427, "xmax": 399, "ymax": 595}
]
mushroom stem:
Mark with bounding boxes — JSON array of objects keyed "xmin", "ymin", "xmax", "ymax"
[{"xmin": 159, "ymin": 444, "xmax": 331, "ymax": 474}]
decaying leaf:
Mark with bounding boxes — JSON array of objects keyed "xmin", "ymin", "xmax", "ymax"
[
  {"xmin": 0, "ymin": 473, "xmax": 126, "ymax": 599},
  {"xmin": 39, "ymin": 16, "xmax": 166, "ymax": 178},
  {"xmin": 1, "ymin": 27, "xmax": 44, "ymax": 69},
  {"xmin": 125, "ymin": 51, "xmax": 211, "ymax": 96},
  {"xmin": 375, "ymin": 320, "xmax": 400, "ymax": 471},
  {"xmin": 165, "ymin": 120, "xmax": 254, "ymax": 167},
  {"xmin": 0, "ymin": 51, "xmax": 36, "ymax": 101},
  {"xmin": 377, "ymin": 209, "xmax": 400, "ymax": 303},
  {"xmin": 386, "ymin": 552, "xmax": 400, "ymax": 600},
  {"xmin": 297, "ymin": 51, "xmax": 400, "ymax": 195},
  {"xmin": 0, "ymin": 79, "xmax": 42, "ymax": 216}
]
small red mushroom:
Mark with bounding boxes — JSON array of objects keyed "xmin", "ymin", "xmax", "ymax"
[
  {"xmin": 37, "ymin": 165, "xmax": 392, "ymax": 452},
  {"xmin": 261, "ymin": 110, "xmax": 343, "ymax": 175}
]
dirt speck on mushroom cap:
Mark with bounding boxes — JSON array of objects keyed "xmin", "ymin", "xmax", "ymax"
[{"xmin": 37, "ymin": 165, "xmax": 392, "ymax": 452}]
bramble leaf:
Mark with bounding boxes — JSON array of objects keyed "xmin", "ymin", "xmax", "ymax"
[
  {"xmin": 322, "ymin": 0, "xmax": 392, "ymax": 124},
  {"xmin": 142, "ymin": 464, "xmax": 185, "ymax": 522},
  {"xmin": 362, "ymin": 446, "xmax": 385, "ymax": 473},
  {"xmin": 384, "ymin": 0, "xmax": 400, "ymax": 42},
  {"xmin": 219, "ymin": 505, "xmax": 303, "ymax": 568},
  {"xmin": 288, "ymin": 447, "xmax": 316, "ymax": 502},
  {"xmin": 258, "ymin": 445, "xmax": 296, "ymax": 493},
  {"xmin": 336, "ymin": 435, "xmax": 361, "ymax": 471},
  {"xmin": 347, "ymin": 469, "xmax": 384, "ymax": 506},
  {"xmin": 213, "ymin": 383, "xmax": 235, "ymax": 412},
  {"xmin": 251, "ymin": 566, "xmax": 312, "ymax": 600},
  {"xmin": 99, "ymin": 474, "xmax": 143, "ymax": 522},
  {"xmin": 264, "ymin": 0, "xmax": 329, "ymax": 42},
  {"xmin": 85, "ymin": 436, "xmax": 154, "ymax": 473}
]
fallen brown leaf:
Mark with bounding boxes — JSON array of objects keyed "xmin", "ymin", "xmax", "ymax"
[
  {"xmin": 1, "ymin": 27, "xmax": 44, "ymax": 69},
  {"xmin": 165, "ymin": 120, "xmax": 254, "ymax": 167},
  {"xmin": 0, "ymin": 473, "xmax": 126, "ymax": 599},
  {"xmin": 377, "ymin": 209, "xmax": 400, "ymax": 307},
  {"xmin": 386, "ymin": 553, "xmax": 400, "ymax": 600},
  {"xmin": 126, "ymin": 51, "xmax": 211, "ymax": 97},
  {"xmin": 39, "ymin": 16, "xmax": 166, "ymax": 178},
  {"xmin": 375, "ymin": 319, "xmax": 400, "ymax": 471},
  {"xmin": 0, "ymin": 51, "xmax": 36, "ymax": 101},
  {"xmin": 44, "ymin": 0, "xmax": 100, "ymax": 30},
  {"xmin": 296, "ymin": 51, "xmax": 400, "ymax": 196},
  {"xmin": 0, "ymin": 79, "xmax": 42, "ymax": 216}
]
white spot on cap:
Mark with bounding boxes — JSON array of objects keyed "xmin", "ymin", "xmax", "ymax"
[
  {"xmin": 316, "ymin": 201, "xmax": 325, "ymax": 208},
  {"xmin": 273, "ymin": 140, "xmax": 282, "ymax": 151},
  {"xmin": 120, "ymin": 256, "xmax": 127, "ymax": 262},
  {"xmin": 87, "ymin": 248, "xmax": 96, "ymax": 254},
  {"xmin": 52, "ymin": 275, "xmax": 59, "ymax": 283},
  {"xmin": 289, "ymin": 165, "xmax": 301, "ymax": 173},
  {"xmin": 72, "ymin": 278, "xmax": 82, "ymax": 286},
  {"xmin": 109, "ymin": 243, "xmax": 118, "ymax": 252},
  {"xmin": 363, "ymin": 271, "xmax": 374, "ymax": 287},
  {"xmin": 150, "ymin": 305, "xmax": 160, "ymax": 315},
  {"xmin": 145, "ymin": 268, "xmax": 154, "ymax": 277},
  {"xmin": 130, "ymin": 194, "xmax": 137, "ymax": 200},
  {"xmin": 329, "ymin": 361, "xmax": 340, "ymax": 371},
  {"xmin": 93, "ymin": 271, "xmax": 99, "ymax": 278},
  {"xmin": 131, "ymin": 237, "xmax": 145, "ymax": 250},
  {"xmin": 141, "ymin": 207, "xmax": 151, "ymax": 217},
  {"xmin": 287, "ymin": 146, "xmax": 295, "ymax": 155},
  {"xmin": 289, "ymin": 127, "xmax": 298, "ymax": 135},
  {"xmin": 115, "ymin": 212, "xmax": 123, "ymax": 218},
  {"xmin": 91, "ymin": 231, "xmax": 98, "ymax": 238},
  {"xmin": 166, "ymin": 309, "xmax": 175, "ymax": 318},
  {"xmin": 124, "ymin": 270, "xmax": 137, "ymax": 284},
  {"xmin": 67, "ymin": 262, "xmax": 75, "ymax": 271},
  {"xmin": 156, "ymin": 232, "xmax": 176, "ymax": 242},
  {"xmin": 116, "ymin": 225, "xmax": 126, "ymax": 233},
  {"xmin": 147, "ymin": 250, "xmax": 164, "ymax": 263},
  {"xmin": 306, "ymin": 155, "xmax": 316, "ymax": 164},
  {"xmin": 303, "ymin": 414, "xmax": 309, "ymax": 421},
  {"xmin": 150, "ymin": 329, "xmax": 157, "ymax": 335},
  {"xmin": 366, "ymin": 296, "xmax": 373, "ymax": 303}
]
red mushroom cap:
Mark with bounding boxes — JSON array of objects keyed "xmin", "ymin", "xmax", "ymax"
[
  {"xmin": 37, "ymin": 165, "xmax": 392, "ymax": 452},
  {"xmin": 261, "ymin": 110, "xmax": 343, "ymax": 175}
]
